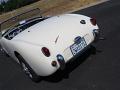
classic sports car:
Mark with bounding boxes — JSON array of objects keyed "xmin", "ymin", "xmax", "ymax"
[{"xmin": 0, "ymin": 14, "xmax": 99, "ymax": 82}]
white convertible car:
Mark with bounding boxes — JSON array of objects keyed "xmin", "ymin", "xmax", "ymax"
[{"xmin": 0, "ymin": 14, "xmax": 99, "ymax": 82}]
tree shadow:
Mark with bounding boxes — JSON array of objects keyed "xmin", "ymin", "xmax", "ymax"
[{"xmin": 43, "ymin": 45, "xmax": 97, "ymax": 83}]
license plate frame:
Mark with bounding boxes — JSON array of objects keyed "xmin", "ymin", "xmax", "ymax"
[{"xmin": 70, "ymin": 37, "xmax": 87, "ymax": 56}]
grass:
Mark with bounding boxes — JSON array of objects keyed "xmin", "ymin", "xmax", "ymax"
[{"xmin": 0, "ymin": 0, "xmax": 99, "ymax": 30}]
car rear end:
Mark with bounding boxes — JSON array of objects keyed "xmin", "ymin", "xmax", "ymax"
[
  {"xmin": 11, "ymin": 14, "xmax": 99, "ymax": 76},
  {"xmin": 49, "ymin": 14, "xmax": 99, "ymax": 70},
  {"xmin": 36, "ymin": 14, "xmax": 99, "ymax": 72}
]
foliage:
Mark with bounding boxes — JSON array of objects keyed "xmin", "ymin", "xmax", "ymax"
[{"xmin": 0, "ymin": 0, "xmax": 39, "ymax": 13}]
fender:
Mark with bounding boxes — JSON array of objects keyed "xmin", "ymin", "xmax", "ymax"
[{"xmin": 9, "ymin": 39, "xmax": 60, "ymax": 76}]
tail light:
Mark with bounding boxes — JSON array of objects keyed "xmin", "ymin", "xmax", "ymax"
[
  {"xmin": 41, "ymin": 47, "xmax": 50, "ymax": 57},
  {"xmin": 90, "ymin": 18, "xmax": 97, "ymax": 26}
]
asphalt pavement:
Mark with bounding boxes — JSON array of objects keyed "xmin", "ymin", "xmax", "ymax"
[{"xmin": 0, "ymin": 0, "xmax": 120, "ymax": 90}]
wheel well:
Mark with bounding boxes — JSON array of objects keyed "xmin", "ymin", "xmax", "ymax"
[{"xmin": 14, "ymin": 51, "xmax": 20, "ymax": 58}]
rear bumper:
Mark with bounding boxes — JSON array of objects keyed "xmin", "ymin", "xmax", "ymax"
[
  {"xmin": 57, "ymin": 44, "xmax": 91, "ymax": 70},
  {"xmin": 93, "ymin": 29, "xmax": 100, "ymax": 42},
  {"xmin": 57, "ymin": 29, "xmax": 100, "ymax": 70}
]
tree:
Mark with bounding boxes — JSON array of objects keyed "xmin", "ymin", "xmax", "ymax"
[{"xmin": 0, "ymin": 0, "xmax": 39, "ymax": 13}]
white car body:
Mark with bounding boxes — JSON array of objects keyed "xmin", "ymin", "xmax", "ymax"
[{"xmin": 0, "ymin": 14, "xmax": 99, "ymax": 77}]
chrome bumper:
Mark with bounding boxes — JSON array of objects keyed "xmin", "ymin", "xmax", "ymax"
[
  {"xmin": 93, "ymin": 29, "xmax": 100, "ymax": 42},
  {"xmin": 57, "ymin": 54, "xmax": 66, "ymax": 70}
]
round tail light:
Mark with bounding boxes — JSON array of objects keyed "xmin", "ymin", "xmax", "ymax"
[
  {"xmin": 41, "ymin": 47, "xmax": 50, "ymax": 57},
  {"xmin": 90, "ymin": 18, "xmax": 97, "ymax": 26}
]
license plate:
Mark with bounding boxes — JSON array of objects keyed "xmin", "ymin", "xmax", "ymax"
[{"xmin": 70, "ymin": 37, "xmax": 87, "ymax": 56}]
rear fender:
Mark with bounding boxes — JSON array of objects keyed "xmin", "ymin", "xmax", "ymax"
[{"xmin": 12, "ymin": 40, "xmax": 59, "ymax": 76}]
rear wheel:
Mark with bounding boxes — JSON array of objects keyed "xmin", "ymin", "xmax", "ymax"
[{"xmin": 17, "ymin": 54, "xmax": 40, "ymax": 82}]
